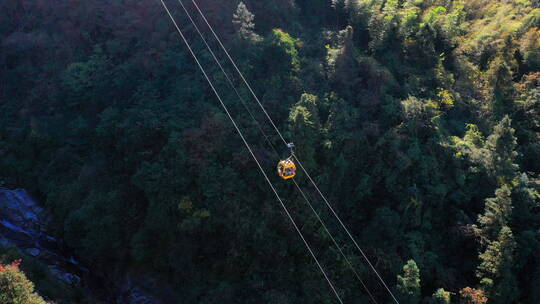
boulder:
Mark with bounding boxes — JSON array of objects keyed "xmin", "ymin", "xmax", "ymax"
[
  {"xmin": 49, "ymin": 267, "xmax": 81, "ymax": 285},
  {"xmin": 26, "ymin": 248, "xmax": 41, "ymax": 257}
]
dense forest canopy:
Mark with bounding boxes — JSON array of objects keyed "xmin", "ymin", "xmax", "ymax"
[{"xmin": 1, "ymin": 0, "xmax": 540, "ymax": 303}]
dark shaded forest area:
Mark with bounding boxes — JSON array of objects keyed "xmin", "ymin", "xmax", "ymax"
[{"xmin": 1, "ymin": 0, "xmax": 540, "ymax": 303}]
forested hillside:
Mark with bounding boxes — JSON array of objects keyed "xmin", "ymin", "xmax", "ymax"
[{"xmin": 1, "ymin": 0, "xmax": 540, "ymax": 303}]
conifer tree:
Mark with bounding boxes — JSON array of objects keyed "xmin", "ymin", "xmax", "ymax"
[
  {"xmin": 476, "ymin": 185, "xmax": 512, "ymax": 241},
  {"xmin": 511, "ymin": 173, "xmax": 539, "ymax": 229},
  {"xmin": 482, "ymin": 115, "xmax": 518, "ymax": 183},
  {"xmin": 332, "ymin": 26, "xmax": 359, "ymax": 93},
  {"xmin": 232, "ymin": 2, "xmax": 260, "ymax": 42},
  {"xmin": 397, "ymin": 259, "xmax": 421, "ymax": 304},
  {"xmin": 476, "ymin": 226, "xmax": 519, "ymax": 303},
  {"xmin": 486, "ymin": 58, "xmax": 515, "ymax": 117},
  {"xmin": 288, "ymin": 93, "xmax": 321, "ymax": 168}
]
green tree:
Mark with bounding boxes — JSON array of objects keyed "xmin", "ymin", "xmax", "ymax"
[
  {"xmin": 515, "ymin": 86, "xmax": 540, "ymax": 172},
  {"xmin": 267, "ymin": 29, "xmax": 300, "ymax": 73},
  {"xmin": 62, "ymin": 46, "xmax": 111, "ymax": 110},
  {"xmin": 397, "ymin": 259, "xmax": 421, "ymax": 304},
  {"xmin": 519, "ymin": 28, "xmax": 540, "ymax": 70},
  {"xmin": 401, "ymin": 96, "xmax": 437, "ymax": 138},
  {"xmin": 476, "ymin": 226, "xmax": 519, "ymax": 303},
  {"xmin": 288, "ymin": 93, "xmax": 321, "ymax": 168},
  {"xmin": 476, "ymin": 185, "xmax": 512, "ymax": 241},
  {"xmin": 0, "ymin": 261, "xmax": 50, "ymax": 304},
  {"xmin": 232, "ymin": 2, "xmax": 260, "ymax": 42},
  {"xmin": 486, "ymin": 58, "xmax": 516, "ymax": 117},
  {"xmin": 482, "ymin": 115, "xmax": 518, "ymax": 183},
  {"xmin": 464, "ymin": 124, "xmax": 484, "ymax": 148},
  {"xmin": 329, "ymin": 26, "xmax": 363, "ymax": 96},
  {"xmin": 511, "ymin": 174, "xmax": 540, "ymax": 230},
  {"xmin": 429, "ymin": 288, "xmax": 451, "ymax": 304}
]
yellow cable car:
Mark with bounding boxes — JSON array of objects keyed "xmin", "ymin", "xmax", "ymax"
[{"xmin": 277, "ymin": 157, "xmax": 296, "ymax": 180}]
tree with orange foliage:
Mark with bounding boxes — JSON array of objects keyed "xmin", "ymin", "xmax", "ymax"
[{"xmin": 459, "ymin": 287, "xmax": 487, "ymax": 304}]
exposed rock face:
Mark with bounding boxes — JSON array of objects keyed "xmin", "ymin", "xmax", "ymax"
[
  {"xmin": 0, "ymin": 188, "xmax": 163, "ymax": 303},
  {"xmin": 0, "ymin": 188, "xmax": 82, "ymax": 285},
  {"xmin": 0, "ymin": 189, "xmax": 47, "ymax": 232}
]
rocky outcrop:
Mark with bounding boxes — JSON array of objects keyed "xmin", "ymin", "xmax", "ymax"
[
  {"xmin": 0, "ymin": 188, "xmax": 47, "ymax": 232},
  {"xmin": 0, "ymin": 188, "xmax": 163, "ymax": 303},
  {"xmin": 0, "ymin": 188, "xmax": 82, "ymax": 285}
]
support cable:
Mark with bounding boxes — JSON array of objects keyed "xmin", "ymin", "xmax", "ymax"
[
  {"xmin": 292, "ymin": 155, "xmax": 399, "ymax": 304},
  {"xmin": 189, "ymin": 0, "xmax": 288, "ymax": 146},
  {"xmin": 292, "ymin": 179, "xmax": 378, "ymax": 304},
  {"xmin": 175, "ymin": 4, "xmax": 378, "ymax": 300},
  {"xmin": 157, "ymin": 1, "xmax": 343, "ymax": 302},
  {"xmin": 187, "ymin": 2, "xmax": 399, "ymax": 302},
  {"xmin": 175, "ymin": 0, "xmax": 279, "ymax": 156}
]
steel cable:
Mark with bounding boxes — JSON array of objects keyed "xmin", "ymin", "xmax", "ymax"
[{"xmin": 157, "ymin": 1, "xmax": 344, "ymax": 302}]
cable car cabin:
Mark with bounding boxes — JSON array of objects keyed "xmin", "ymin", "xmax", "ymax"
[{"xmin": 277, "ymin": 158, "xmax": 296, "ymax": 180}]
